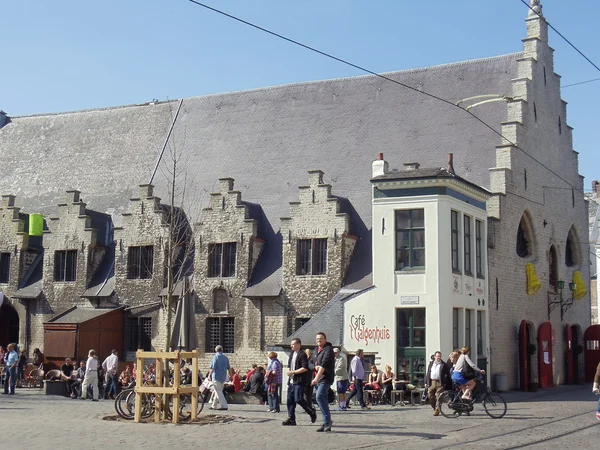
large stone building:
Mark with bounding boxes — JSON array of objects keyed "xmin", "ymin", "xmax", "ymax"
[{"xmin": 0, "ymin": 1, "xmax": 593, "ymax": 387}]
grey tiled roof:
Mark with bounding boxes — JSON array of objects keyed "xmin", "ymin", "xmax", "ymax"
[
  {"xmin": 0, "ymin": 53, "xmax": 520, "ymax": 290},
  {"xmin": 46, "ymin": 306, "xmax": 123, "ymax": 324},
  {"xmin": 82, "ymin": 244, "xmax": 115, "ymax": 298},
  {"xmin": 280, "ymin": 287, "xmax": 374, "ymax": 347}
]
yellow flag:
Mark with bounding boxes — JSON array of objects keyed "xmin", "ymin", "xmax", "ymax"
[
  {"xmin": 526, "ymin": 262, "xmax": 541, "ymax": 295},
  {"xmin": 572, "ymin": 271, "xmax": 587, "ymax": 300}
]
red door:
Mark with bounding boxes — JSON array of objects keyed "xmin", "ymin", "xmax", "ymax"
[
  {"xmin": 584, "ymin": 325, "xmax": 600, "ymax": 382},
  {"xmin": 565, "ymin": 324, "xmax": 574, "ymax": 384},
  {"xmin": 519, "ymin": 320, "xmax": 529, "ymax": 390},
  {"xmin": 538, "ymin": 322, "xmax": 553, "ymax": 388}
]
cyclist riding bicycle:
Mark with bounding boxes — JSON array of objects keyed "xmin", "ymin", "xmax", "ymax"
[{"xmin": 451, "ymin": 347, "xmax": 485, "ymax": 401}]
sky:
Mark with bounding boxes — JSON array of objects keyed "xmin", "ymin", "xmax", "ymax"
[{"xmin": 2, "ymin": 0, "xmax": 599, "ymax": 187}]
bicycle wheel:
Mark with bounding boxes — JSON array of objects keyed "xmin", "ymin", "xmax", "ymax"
[
  {"xmin": 126, "ymin": 390, "xmax": 155, "ymax": 420},
  {"xmin": 438, "ymin": 391, "xmax": 460, "ymax": 418},
  {"xmin": 482, "ymin": 393, "xmax": 507, "ymax": 419},
  {"xmin": 114, "ymin": 389, "xmax": 134, "ymax": 419}
]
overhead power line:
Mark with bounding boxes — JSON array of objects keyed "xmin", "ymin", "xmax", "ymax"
[
  {"xmin": 563, "ymin": 77, "xmax": 600, "ymax": 89},
  {"xmin": 519, "ymin": 0, "xmax": 600, "ymax": 73},
  {"xmin": 186, "ymin": 0, "xmax": 598, "ymax": 207}
]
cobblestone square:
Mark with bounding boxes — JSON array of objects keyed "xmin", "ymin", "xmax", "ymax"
[{"xmin": 0, "ymin": 385, "xmax": 598, "ymax": 449}]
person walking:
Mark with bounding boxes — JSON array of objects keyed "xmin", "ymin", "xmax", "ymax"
[
  {"xmin": 312, "ymin": 332, "xmax": 335, "ymax": 432},
  {"xmin": 208, "ymin": 345, "xmax": 231, "ymax": 411},
  {"xmin": 3, "ymin": 343, "xmax": 18, "ymax": 395},
  {"xmin": 266, "ymin": 351, "xmax": 282, "ymax": 413},
  {"xmin": 17, "ymin": 349, "xmax": 27, "ymax": 388},
  {"xmin": 102, "ymin": 349, "xmax": 119, "ymax": 399},
  {"xmin": 334, "ymin": 347, "xmax": 349, "ymax": 410},
  {"xmin": 346, "ymin": 349, "xmax": 369, "ymax": 410},
  {"xmin": 81, "ymin": 349, "xmax": 99, "ymax": 401},
  {"xmin": 426, "ymin": 351, "xmax": 451, "ymax": 416},
  {"xmin": 282, "ymin": 338, "xmax": 317, "ymax": 426}
]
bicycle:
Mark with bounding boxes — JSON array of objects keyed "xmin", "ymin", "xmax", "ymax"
[
  {"xmin": 114, "ymin": 381, "xmax": 205, "ymax": 421},
  {"xmin": 437, "ymin": 375, "xmax": 507, "ymax": 419}
]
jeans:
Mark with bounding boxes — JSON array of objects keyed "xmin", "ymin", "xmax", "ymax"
[
  {"xmin": 268, "ymin": 384, "xmax": 281, "ymax": 411},
  {"xmin": 3, "ymin": 367, "xmax": 17, "ymax": 394},
  {"xmin": 105, "ymin": 372, "xmax": 120, "ymax": 398},
  {"xmin": 315, "ymin": 382, "xmax": 332, "ymax": 425},
  {"xmin": 347, "ymin": 379, "xmax": 366, "ymax": 407},
  {"xmin": 597, "ymin": 395, "xmax": 600, "ymax": 412},
  {"xmin": 287, "ymin": 383, "xmax": 314, "ymax": 421}
]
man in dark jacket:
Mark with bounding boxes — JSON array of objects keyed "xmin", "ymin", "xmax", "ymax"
[
  {"xmin": 426, "ymin": 351, "xmax": 451, "ymax": 416},
  {"xmin": 312, "ymin": 332, "xmax": 335, "ymax": 432},
  {"xmin": 283, "ymin": 338, "xmax": 317, "ymax": 426}
]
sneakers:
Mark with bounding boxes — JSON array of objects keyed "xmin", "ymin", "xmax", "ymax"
[
  {"xmin": 266, "ymin": 408, "xmax": 273, "ymax": 412},
  {"xmin": 282, "ymin": 418, "xmax": 297, "ymax": 426},
  {"xmin": 361, "ymin": 405, "xmax": 371, "ymax": 410},
  {"xmin": 316, "ymin": 421, "xmax": 333, "ymax": 432},
  {"xmin": 335, "ymin": 406, "xmax": 344, "ymax": 411},
  {"xmin": 596, "ymin": 412, "xmax": 600, "ymax": 420}
]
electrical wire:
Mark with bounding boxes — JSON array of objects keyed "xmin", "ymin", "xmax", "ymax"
[
  {"xmin": 520, "ymin": 0, "xmax": 600, "ymax": 73},
  {"xmin": 185, "ymin": 1, "xmax": 594, "ymax": 205},
  {"xmin": 563, "ymin": 77, "xmax": 600, "ymax": 89}
]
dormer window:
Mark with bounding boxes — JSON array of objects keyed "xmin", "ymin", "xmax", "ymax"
[
  {"xmin": 208, "ymin": 242, "xmax": 237, "ymax": 278},
  {"xmin": 296, "ymin": 239, "xmax": 327, "ymax": 275}
]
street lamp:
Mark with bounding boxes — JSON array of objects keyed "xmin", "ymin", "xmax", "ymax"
[{"xmin": 547, "ymin": 280, "xmax": 576, "ymax": 321}]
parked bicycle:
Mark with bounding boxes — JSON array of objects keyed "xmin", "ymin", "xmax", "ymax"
[{"xmin": 437, "ymin": 375, "xmax": 507, "ymax": 419}]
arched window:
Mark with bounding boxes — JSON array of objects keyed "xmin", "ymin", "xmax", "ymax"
[
  {"xmin": 565, "ymin": 226, "xmax": 580, "ymax": 267},
  {"xmin": 213, "ymin": 288, "xmax": 229, "ymax": 313},
  {"xmin": 549, "ymin": 245, "xmax": 558, "ymax": 292},
  {"xmin": 516, "ymin": 212, "xmax": 535, "ymax": 258}
]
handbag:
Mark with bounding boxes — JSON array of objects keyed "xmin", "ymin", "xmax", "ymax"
[{"xmin": 462, "ymin": 364, "xmax": 476, "ymax": 380}]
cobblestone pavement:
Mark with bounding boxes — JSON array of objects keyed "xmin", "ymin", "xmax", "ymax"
[{"xmin": 0, "ymin": 385, "xmax": 598, "ymax": 449}]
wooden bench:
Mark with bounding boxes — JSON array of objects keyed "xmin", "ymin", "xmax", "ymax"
[
  {"xmin": 410, "ymin": 388, "xmax": 425, "ymax": 405},
  {"xmin": 225, "ymin": 391, "xmax": 263, "ymax": 405},
  {"xmin": 390, "ymin": 390, "xmax": 405, "ymax": 406},
  {"xmin": 44, "ymin": 380, "xmax": 69, "ymax": 397}
]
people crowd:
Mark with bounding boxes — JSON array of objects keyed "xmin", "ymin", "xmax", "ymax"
[{"xmin": 1, "ymin": 339, "xmax": 492, "ymax": 428}]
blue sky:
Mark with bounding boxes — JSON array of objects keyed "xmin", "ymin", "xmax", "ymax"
[{"xmin": 2, "ymin": 1, "xmax": 598, "ymax": 187}]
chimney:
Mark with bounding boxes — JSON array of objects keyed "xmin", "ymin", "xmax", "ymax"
[
  {"xmin": 448, "ymin": 153, "xmax": 456, "ymax": 175},
  {"xmin": 593, "ymin": 180, "xmax": 600, "ymax": 196},
  {"xmin": 403, "ymin": 162, "xmax": 420, "ymax": 171},
  {"xmin": 372, "ymin": 153, "xmax": 388, "ymax": 178},
  {"xmin": 0, "ymin": 110, "xmax": 8, "ymax": 129}
]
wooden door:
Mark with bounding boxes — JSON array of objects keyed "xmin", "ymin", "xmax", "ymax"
[
  {"xmin": 537, "ymin": 322, "xmax": 553, "ymax": 388},
  {"xmin": 584, "ymin": 325, "xmax": 600, "ymax": 382}
]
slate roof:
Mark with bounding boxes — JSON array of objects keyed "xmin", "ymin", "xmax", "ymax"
[
  {"xmin": 0, "ymin": 53, "xmax": 520, "ymax": 290},
  {"xmin": 372, "ymin": 166, "xmax": 492, "ymax": 196},
  {"xmin": 13, "ymin": 251, "xmax": 43, "ymax": 299},
  {"xmin": 46, "ymin": 306, "xmax": 123, "ymax": 324},
  {"xmin": 280, "ymin": 287, "xmax": 374, "ymax": 347},
  {"xmin": 82, "ymin": 244, "xmax": 115, "ymax": 298}
]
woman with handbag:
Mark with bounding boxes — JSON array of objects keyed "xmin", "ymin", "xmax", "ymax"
[{"xmin": 451, "ymin": 347, "xmax": 485, "ymax": 400}]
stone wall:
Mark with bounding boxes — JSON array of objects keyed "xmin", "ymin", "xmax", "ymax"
[
  {"xmin": 487, "ymin": 12, "xmax": 591, "ymax": 389},
  {"xmin": 280, "ymin": 170, "xmax": 356, "ymax": 334}
]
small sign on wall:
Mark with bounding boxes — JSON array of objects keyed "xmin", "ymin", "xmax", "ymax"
[
  {"xmin": 400, "ymin": 296, "xmax": 419, "ymax": 305},
  {"xmin": 453, "ymin": 275, "xmax": 461, "ymax": 294}
]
